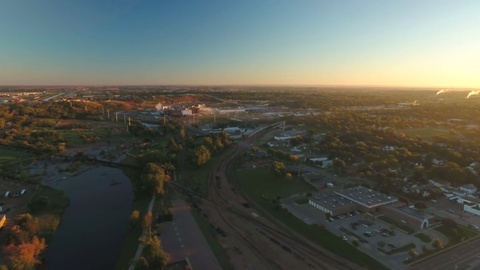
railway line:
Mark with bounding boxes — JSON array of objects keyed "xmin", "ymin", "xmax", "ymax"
[{"xmin": 202, "ymin": 143, "xmax": 361, "ymax": 270}]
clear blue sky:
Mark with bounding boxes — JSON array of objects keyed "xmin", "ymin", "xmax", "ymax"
[{"xmin": 1, "ymin": 0, "xmax": 479, "ymax": 86}]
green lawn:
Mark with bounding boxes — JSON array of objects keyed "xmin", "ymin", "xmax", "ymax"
[
  {"xmin": 0, "ymin": 148, "xmax": 34, "ymax": 164},
  {"xmin": 435, "ymin": 225, "xmax": 479, "ymax": 246},
  {"xmin": 236, "ymin": 168, "xmax": 388, "ymax": 270},
  {"xmin": 414, "ymin": 232, "xmax": 432, "ymax": 243},
  {"xmin": 236, "ymin": 167, "xmax": 315, "ymax": 200},
  {"xmin": 391, "ymin": 243, "xmax": 416, "ymax": 254}
]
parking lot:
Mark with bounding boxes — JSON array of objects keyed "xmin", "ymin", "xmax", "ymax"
[{"xmin": 282, "ymin": 194, "xmax": 448, "ymax": 270}]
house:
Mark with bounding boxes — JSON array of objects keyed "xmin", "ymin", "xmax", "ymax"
[
  {"xmin": 464, "ymin": 202, "xmax": 480, "ymax": 216},
  {"xmin": 459, "ymin": 184, "xmax": 477, "ymax": 195},
  {"xmin": 307, "ymin": 157, "xmax": 333, "ymax": 168}
]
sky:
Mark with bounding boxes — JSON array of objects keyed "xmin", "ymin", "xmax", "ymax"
[{"xmin": 0, "ymin": 0, "xmax": 479, "ymax": 87}]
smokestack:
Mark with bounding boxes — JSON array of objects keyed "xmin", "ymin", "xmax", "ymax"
[
  {"xmin": 467, "ymin": 90, "xmax": 479, "ymax": 99},
  {"xmin": 436, "ymin": 89, "xmax": 449, "ymax": 95}
]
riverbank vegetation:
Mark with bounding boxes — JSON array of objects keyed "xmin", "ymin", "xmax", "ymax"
[{"xmin": 0, "ymin": 186, "xmax": 69, "ymax": 269}]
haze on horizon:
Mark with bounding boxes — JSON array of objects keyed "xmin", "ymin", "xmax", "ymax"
[{"xmin": 1, "ymin": 0, "xmax": 479, "ymax": 88}]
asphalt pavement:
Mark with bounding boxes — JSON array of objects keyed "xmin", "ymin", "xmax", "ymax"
[{"xmin": 160, "ymin": 199, "xmax": 222, "ymax": 270}]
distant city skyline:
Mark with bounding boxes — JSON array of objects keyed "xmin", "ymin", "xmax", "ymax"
[{"xmin": 1, "ymin": 1, "xmax": 479, "ymax": 87}]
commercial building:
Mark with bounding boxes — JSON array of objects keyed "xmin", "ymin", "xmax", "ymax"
[
  {"xmin": 309, "ymin": 192, "xmax": 357, "ymax": 216},
  {"xmin": 309, "ymin": 186, "xmax": 398, "ymax": 216},
  {"xmin": 334, "ymin": 186, "xmax": 398, "ymax": 212},
  {"xmin": 379, "ymin": 205, "xmax": 434, "ymax": 229}
]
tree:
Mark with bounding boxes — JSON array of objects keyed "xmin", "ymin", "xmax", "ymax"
[
  {"xmin": 333, "ymin": 159, "xmax": 346, "ymax": 175},
  {"xmin": 442, "ymin": 217, "xmax": 457, "ymax": 228},
  {"xmin": 141, "ymin": 163, "xmax": 167, "ymax": 196},
  {"xmin": 414, "ymin": 201, "xmax": 427, "ymax": 210},
  {"xmin": 129, "ymin": 210, "xmax": 140, "ymax": 228},
  {"xmin": 352, "ymin": 239, "xmax": 360, "ymax": 247},
  {"xmin": 271, "ymin": 161, "xmax": 286, "ymax": 177},
  {"xmin": 190, "ymin": 145, "xmax": 211, "ymax": 167},
  {"xmin": 140, "ymin": 235, "xmax": 169, "ymax": 269},
  {"xmin": 432, "ymin": 238, "xmax": 444, "ymax": 250},
  {"xmin": 5, "ymin": 236, "xmax": 46, "ymax": 270},
  {"xmin": 142, "ymin": 212, "xmax": 153, "ymax": 235},
  {"xmin": 409, "ymin": 248, "xmax": 418, "ymax": 258}
]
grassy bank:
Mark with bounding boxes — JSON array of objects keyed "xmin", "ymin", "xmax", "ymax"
[
  {"xmin": 29, "ymin": 185, "xmax": 69, "ymax": 216},
  {"xmin": 115, "ymin": 155, "xmax": 177, "ymax": 270},
  {"xmin": 0, "ymin": 147, "xmax": 35, "ymax": 164}
]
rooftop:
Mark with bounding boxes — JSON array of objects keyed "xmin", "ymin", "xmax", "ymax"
[
  {"xmin": 309, "ymin": 192, "xmax": 356, "ymax": 211},
  {"xmin": 335, "ymin": 186, "xmax": 397, "ymax": 208},
  {"xmin": 387, "ymin": 206, "xmax": 434, "ymax": 220}
]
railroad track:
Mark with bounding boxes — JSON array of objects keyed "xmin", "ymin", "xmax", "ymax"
[{"xmin": 205, "ymin": 144, "xmax": 359, "ymax": 270}]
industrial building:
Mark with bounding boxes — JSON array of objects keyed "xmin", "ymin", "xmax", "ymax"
[{"xmin": 309, "ymin": 186, "xmax": 398, "ymax": 216}]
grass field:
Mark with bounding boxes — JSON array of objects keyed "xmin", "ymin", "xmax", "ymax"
[
  {"xmin": 435, "ymin": 225, "xmax": 479, "ymax": 246},
  {"xmin": 414, "ymin": 232, "xmax": 432, "ymax": 243},
  {"xmin": 29, "ymin": 185, "xmax": 69, "ymax": 216},
  {"xmin": 236, "ymin": 167, "xmax": 315, "ymax": 200},
  {"xmin": 0, "ymin": 148, "xmax": 34, "ymax": 164},
  {"xmin": 398, "ymin": 128, "xmax": 450, "ymax": 139},
  {"xmin": 236, "ymin": 168, "xmax": 389, "ymax": 270}
]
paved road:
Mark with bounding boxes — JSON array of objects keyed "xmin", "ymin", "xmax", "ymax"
[
  {"xmin": 411, "ymin": 238, "xmax": 480, "ymax": 270},
  {"xmin": 160, "ymin": 199, "xmax": 222, "ymax": 270}
]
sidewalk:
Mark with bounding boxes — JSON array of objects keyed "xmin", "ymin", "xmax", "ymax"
[{"xmin": 127, "ymin": 195, "xmax": 156, "ymax": 270}]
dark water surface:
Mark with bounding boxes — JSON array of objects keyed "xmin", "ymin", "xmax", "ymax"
[{"xmin": 45, "ymin": 166, "xmax": 133, "ymax": 270}]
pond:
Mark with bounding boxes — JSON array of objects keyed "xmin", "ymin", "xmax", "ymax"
[{"xmin": 45, "ymin": 166, "xmax": 133, "ymax": 270}]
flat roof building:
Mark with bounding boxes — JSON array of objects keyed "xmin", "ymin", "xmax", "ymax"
[
  {"xmin": 309, "ymin": 192, "xmax": 357, "ymax": 216},
  {"xmin": 334, "ymin": 186, "xmax": 398, "ymax": 209},
  {"xmin": 309, "ymin": 186, "xmax": 398, "ymax": 217}
]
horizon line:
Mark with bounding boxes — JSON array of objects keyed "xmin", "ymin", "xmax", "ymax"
[{"xmin": 0, "ymin": 83, "xmax": 478, "ymax": 89}]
